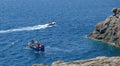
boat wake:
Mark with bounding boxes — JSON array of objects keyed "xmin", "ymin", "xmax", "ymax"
[
  {"xmin": 0, "ymin": 22, "xmax": 55, "ymax": 34},
  {"xmin": 45, "ymin": 46, "xmax": 72, "ymax": 52}
]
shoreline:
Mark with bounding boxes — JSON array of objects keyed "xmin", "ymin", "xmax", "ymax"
[{"xmin": 33, "ymin": 56, "xmax": 120, "ymax": 66}]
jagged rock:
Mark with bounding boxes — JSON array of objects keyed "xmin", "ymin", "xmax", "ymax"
[
  {"xmin": 112, "ymin": 8, "xmax": 117, "ymax": 16},
  {"xmin": 34, "ymin": 56, "xmax": 120, "ymax": 66},
  {"xmin": 51, "ymin": 56, "xmax": 120, "ymax": 66},
  {"xmin": 88, "ymin": 8, "xmax": 120, "ymax": 47},
  {"xmin": 112, "ymin": 8, "xmax": 120, "ymax": 18},
  {"xmin": 52, "ymin": 60, "xmax": 64, "ymax": 66}
]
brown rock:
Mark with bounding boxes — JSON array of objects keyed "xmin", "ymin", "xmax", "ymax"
[
  {"xmin": 52, "ymin": 60, "xmax": 64, "ymax": 66},
  {"xmin": 51, "ymin": 56, "xmax": 120, "ymax": 66},
  {"xmin": 88, "ymin": 8, "xmax": 120, "ymax": 47}
]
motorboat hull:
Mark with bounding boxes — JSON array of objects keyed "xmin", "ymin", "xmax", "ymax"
[{"xmin": 29, "ymin": 45, "xmax": 45, "ymax": 52}]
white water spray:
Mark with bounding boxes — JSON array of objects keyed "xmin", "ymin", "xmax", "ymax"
[{"xmin": 0, "ymin": 22, "xmax": 55, "ymax": 34}]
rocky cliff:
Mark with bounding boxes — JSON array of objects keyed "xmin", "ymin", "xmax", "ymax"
[
  {"xmin": 88, "ymin": 8, "xmax": 120, "ymax": 47},
  {"xmin": 32, "ymin": 8, "xmax": 120, "ymax": 66},
  {"xmin": 33, "ymin": 56, "xmax": 120, "ymax": 66},
  {"xmin": 52, "ymin": 56, "xmax": 120, "ymax": 66}
]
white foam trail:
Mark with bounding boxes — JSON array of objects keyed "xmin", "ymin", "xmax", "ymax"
[{"xmin": 0, "ymin": 23, "xmax": 52, "ymax": 34}]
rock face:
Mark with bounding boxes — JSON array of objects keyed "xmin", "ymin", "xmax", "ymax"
[
  {"xmin": 88, "ymin": 8, "xmax": 120, "ymax": 47},
  {"xmin": 52, "ymin": 56, "xmax": 120, "ymax": 66},
  {"xmin": 33, "ymin": 56, "xmax": 120, "ymax": 66}
]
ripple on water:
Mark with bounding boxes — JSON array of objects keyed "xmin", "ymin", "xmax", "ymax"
[{"xmin": 1, "ymin": 0, "xmax": 120, "ymax": 66}]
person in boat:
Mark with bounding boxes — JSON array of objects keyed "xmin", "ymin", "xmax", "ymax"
[
  {"xmin": 36, "ymin": 43, "xmax": 44, "ymax": 51},
  {"xmin": 29, "ymin": 40, "xmax": 35, "ymax": 46},
  {"xmin": 36, "ymin": 43, "xmax": 44, "ymax": 48}
]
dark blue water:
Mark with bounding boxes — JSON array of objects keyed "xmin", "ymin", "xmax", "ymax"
[{"xmin": 1, "ymin": 0, "xmax": 120, "ymax": 66}]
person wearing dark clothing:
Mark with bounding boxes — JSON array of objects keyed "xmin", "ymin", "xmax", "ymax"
[{"xmin": 29, "ymin": 40, "xmax": 34, "ymax": 46}]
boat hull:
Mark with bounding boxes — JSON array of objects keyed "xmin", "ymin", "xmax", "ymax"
[{"xmin": 29, "ymin": 45, "xmax": 45, "ymax": 52}]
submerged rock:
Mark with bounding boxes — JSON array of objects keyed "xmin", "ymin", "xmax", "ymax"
[{"xmin": 88, "ymin": 8, "xmax": 120, "ymax": 47}]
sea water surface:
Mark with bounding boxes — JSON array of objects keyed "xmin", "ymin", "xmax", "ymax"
[{"xmin": 0, "ymin": 0, "xmax": 120, "ymax": 66}]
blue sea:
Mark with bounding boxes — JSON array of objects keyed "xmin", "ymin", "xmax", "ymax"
[{"xmin": 0, "ymin": 0, "xmax": 120, "ymax": 66}]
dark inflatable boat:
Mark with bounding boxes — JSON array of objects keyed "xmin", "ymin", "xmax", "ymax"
[{"xmin": 28, "ymin": 43, "xmax": 45, "ymax": 52}]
